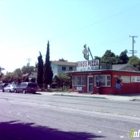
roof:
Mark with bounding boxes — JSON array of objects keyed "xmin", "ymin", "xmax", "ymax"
[
  {"xmin": 51, "ymin": 61, "xmax": 76, "ymax": 66},
  {"xmin": 112, "ymin": 64, "xmax": 126, "ymax": 70},
  {"xmin": 22, "ymin": 72, "xmax": 37, "ymax": 77},
  {"xmin": 67, "ymin": 69, "xmax": 140, "ymax": 74},
  {"xmin": 22, "ymin": 73, "xmax": 29, "ymax": 77},
  {"xmin": 112, "ymin": 64, "xmax": 139, "ymax": 71}
]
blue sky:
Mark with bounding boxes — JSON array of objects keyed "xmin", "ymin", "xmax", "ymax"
[{"xmin": 0, "ymin": 0, "xmax": 140, "ymax": 73}]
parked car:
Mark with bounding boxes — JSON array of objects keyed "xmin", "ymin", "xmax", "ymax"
[
  {"xmin": 0, "ymin": 83, "xmax": 9, "ymax": 90},
  {"xmin": 14, "ymin": 82, "xmax": 37, "ymax": 94},
  {"xmin": 2, "ymin": 84, "xmax": 17, "ymax": 92},
  {"xmin": 0, "ymin": 83, "xmax": 3, "ymax": 89}
]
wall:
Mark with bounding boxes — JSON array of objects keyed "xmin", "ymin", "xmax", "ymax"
[
  {"xmin": 93, "ymin": 71, "xmax": 113, "ymax": 94},
  {"xmin": 58, "ymin": 65, "xmax": 76, "ymax": 74},
  {"xmin": 51, "ymin": 63, "xmax": 58, "ymax": 76},
  {"xmin": 112, "ymin": 71, "xmax": 140, "ymax": 94},
  {"xmin": 72, "ymin": 73, "xmax": 87, "ymax": 93},
  {"xmin": 71, "ymin": 70, "xmax": 140, "ymax": 95}
]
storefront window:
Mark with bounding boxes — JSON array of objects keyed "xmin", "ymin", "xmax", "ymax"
[
  {"xmin": 72, "ymin": 76, "xmax": 86, "ymax": 86},
  {"xmin": 100, "ymin": 76, "xmax": 106, "ymax": 86},
  {"xmin": 94, "ymin": 75, "xmax": 111, "ymax": 87},
  {"xmin": 107, "ymin": 76, "xmax": 111, "ymax": 86}
]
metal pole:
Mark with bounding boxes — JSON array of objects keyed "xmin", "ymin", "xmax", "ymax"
[{"xmin": 129, "ymin": 35, "xmax": 138, "ymax": 56}]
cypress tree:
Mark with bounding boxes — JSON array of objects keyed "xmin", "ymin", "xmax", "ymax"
[
  {"xmin": 43, "ymin": 41, "xmax": 53, "ymax": 88},
  {"xmin": 37, "ymin": 52, "xmax": 44, "ymax": 88}
]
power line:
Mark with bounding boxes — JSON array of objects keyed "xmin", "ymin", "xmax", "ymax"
[
  {"xmin": 1, "ymin": 3, "xmax": 139, "ymax": 51},
  {"xmin": 129, "ymin": 35, "xmax": 138, "ymax": 56},
  {"xmin": 19, "ymin": 3, "xmax": 140, "ymax": 46},
  {"xmin": 50, "ymin": 3, "xmax": 140, "ymax": 42},
  {"xmin": 81, "ymin": 3, "xmax": 140, "ymax": 30}
]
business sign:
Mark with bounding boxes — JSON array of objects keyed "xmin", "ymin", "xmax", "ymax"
[
  {"xmin": 76, "ymin": 60, "xmax": 99, "ymax": 71},
  {"xmin": 76, "ymin": 87, "xmax": 82, "ymax": 91},
  {"xmin": 131, "ymin": 76, "xmax": 140, "ymax": 82}
]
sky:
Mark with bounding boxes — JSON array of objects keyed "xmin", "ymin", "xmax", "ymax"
[{"xmin": 0, "ymin": 0, "xmax": 140, "ymax": 73}]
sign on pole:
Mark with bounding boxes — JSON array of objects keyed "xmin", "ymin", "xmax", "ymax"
[{"xmin": 76, "ymin": 60, "xmax": 100, "ymax": 71}]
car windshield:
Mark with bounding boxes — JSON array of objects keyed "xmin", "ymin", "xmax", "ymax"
[{"xmin": 12, "ymin": 84, "xmax": 17, "ymax": 88}]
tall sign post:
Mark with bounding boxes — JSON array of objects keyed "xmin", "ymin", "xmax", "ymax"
[{"xmin": 82, "ymin": 44, "xmax": 93, "ymax": 61}]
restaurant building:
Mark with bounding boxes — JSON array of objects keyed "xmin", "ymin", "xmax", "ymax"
[{"xmin": 69, "ymin": 60, "xmax": 140, "ymax": 94}]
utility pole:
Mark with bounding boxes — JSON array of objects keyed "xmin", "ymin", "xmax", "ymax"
[
  {"xmin": 26, "ymin": 58, "xmax": 32, "ymax": 66},
  {"xmin": 129, "ymin": 35, "xmax": 138, "ymax": 56}
]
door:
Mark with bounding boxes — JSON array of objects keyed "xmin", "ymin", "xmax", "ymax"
[
  {"xmin": 87, "ymin": 76, "xmax": 93, "ymax": 93},
  {"xmin": 16, "ymin": 85, "xmax": 20, "ymax": 92}
]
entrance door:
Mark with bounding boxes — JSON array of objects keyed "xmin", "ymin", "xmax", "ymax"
[{"xmin": 87, "ymin": 76, "xmax": 93, "ymax": 93}]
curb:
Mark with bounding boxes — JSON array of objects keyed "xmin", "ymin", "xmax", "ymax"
[{"xmin": 53, "ymin": 93, "xmax": 107, "ymax": 99}]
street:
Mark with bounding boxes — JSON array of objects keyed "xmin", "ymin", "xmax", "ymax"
[{"xmin": 0, "ymin": 91, "xmax": 140, "ymax": 140}]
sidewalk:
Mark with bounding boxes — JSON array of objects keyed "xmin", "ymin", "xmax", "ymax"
[{"xmin": 38, "ymin": 91, "xmax": 140, "ymax": 101}]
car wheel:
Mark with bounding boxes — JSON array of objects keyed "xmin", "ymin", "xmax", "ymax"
[
  {"xmin": 2, "ymin": 89, "xmax": 4, "ymax": 92},
  {"xmin": 23, "ymin": 90, "xmax": 26, "ymax": 94}
]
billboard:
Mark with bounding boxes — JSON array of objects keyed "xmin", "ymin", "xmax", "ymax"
[{"xmin": 76, "ymin": 60, "xmax": 100, "ymax": 71}]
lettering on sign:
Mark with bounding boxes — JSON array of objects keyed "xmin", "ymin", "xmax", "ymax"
[{"xmin": 76, "ymin": 60, "xmax": 99, "ymax": 71}]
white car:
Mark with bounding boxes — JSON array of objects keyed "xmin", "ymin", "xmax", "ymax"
[{"xmin": 2, "ymin": 84, "xmax": 16, "ymax": 93}]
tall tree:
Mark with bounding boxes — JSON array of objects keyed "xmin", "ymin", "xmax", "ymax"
[
  {"xmin": 14, "ymin": 68, "xmax": 22, "ymax": 77},
  {"xmin": 119, "ymin": 50, "xmax": 129, "ymax": 64},
  {"xmin": 2, "ymin": 72, "xmax": 20, "ymax": 83},
  {"xmin": 0, "ymin": 67, "xmax": 4, "ymax": 79},
  {"xmin": 101, "ymin": 50, "xmax": 116, "ymax": 64},
  {"xmin": 21, "ymin": 66, "xmax": 36, "ymax": 74},
  {"xmin": 37, "ymin": 52, "xmax": 44, "ymax": 88},
  {"xmin": 43, "ymin": 41, "xmax": 53, "ymax": 88},
  {"xmin": 53, "ymin": 73, "xmax": 71, "ymax": 91},
  {"xmin": 128, "ymin": 56, "xmax": 140, "ymax": 70},
  {"xmin": 94, "ymin": 56, "xmax": 101, "ymax": 60}
]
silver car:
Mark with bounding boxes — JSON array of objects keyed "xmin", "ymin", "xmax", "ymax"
[{"xmin": 2, "ymin": 84, "xmax": 16, "ymax": 93}]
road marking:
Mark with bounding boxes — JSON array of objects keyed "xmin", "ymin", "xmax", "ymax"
[
  {"xmin": 27, "ymin": 115, "xmax": 30, "ymax": 118},
  {"xmin": 18, "ymin": 112, "xmax": 20, "ymax": 115},
  {"xmin": 9, "ymin": 111, "xmax": 11, "ymax": 113},
  {"xmin": 120, "ymin": 136, "xmax": 124, "ymax": 138},
  {"xmin": 98, "ymin": 131, "xmax": 102, "ymax": 133}
]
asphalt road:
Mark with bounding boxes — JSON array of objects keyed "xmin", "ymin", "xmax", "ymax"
[{"xmin": 0, "ymin": 91, "xmax": 140, "ymax": 140}]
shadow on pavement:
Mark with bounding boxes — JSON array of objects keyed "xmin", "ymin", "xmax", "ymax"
[
  {"xmin": 0, "ymin": 120, "xmax": 105, "ymax": 140},
  {"xmin": 34, "ymin": 92, "xmax": 42, "ymax": 95}
]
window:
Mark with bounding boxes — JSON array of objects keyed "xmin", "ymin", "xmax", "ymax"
[
  {"xmin": 20, "ymin": 82, "xmax": 27, "ymax": 87},
  {"xmin": 107, "ymin": 75, "xmax": 111, "ymax": 86},
  {"xmin": 69, "ymin": 67, "xmax": 73, "ymax": 71},
  {"xmin": 94, "ymin": 75, "xmax": 111, "ymax": 87},
  {"xmin": 62, "ymin": 67, "xmax": 66, "ymax": 71},
  {"xmin": 72, "ymin": 76, "xmax": 86, "ymax": 86}
]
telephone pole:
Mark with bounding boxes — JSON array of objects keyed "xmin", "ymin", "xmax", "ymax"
[
  {"xmin": 129, "ymin": 35, "xmax": 138, "ymax": 56},
  {"xmin": 26, "ymin": 58, "xmax": 32, "ymax": 66}
]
